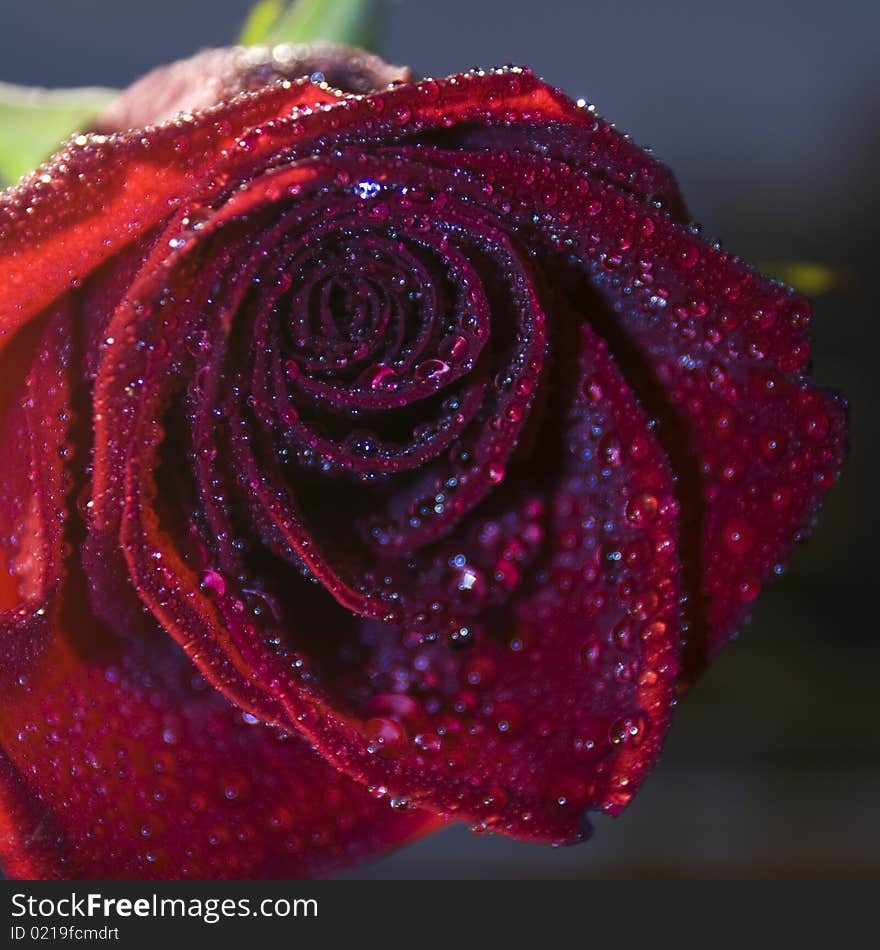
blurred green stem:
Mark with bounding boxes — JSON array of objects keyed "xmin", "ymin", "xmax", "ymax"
[{"xmin": 239, "ymin": 0, "xmax": 390, "ymax": 51}]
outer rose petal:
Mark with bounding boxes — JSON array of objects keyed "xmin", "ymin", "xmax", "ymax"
[
  {"xmin": 0, "ymin": 78, "xmax": 341, "ymax": 339},
  {"xmin": 451, "ymin": 150, "xmax": 848, "ymax": 671},
  {"xmin": 381, "ymin": 141, "xmax": 846, "ymax": 669},
  {"xmin": 0, "ymin": 609, "xmax": 435, "ymax": 879},
  {"xmin": 0, "ymin": 304, "xmax": 73, "ymax": 654},
  {"xmin": 95, "ymin": 43, "xmax": 411, "ymax": 132}
]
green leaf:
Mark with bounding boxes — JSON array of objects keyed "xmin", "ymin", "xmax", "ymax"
[
  {"xmin": 239, "ymin": 0, "xmax": 389, "ymax": 51},
  {"xmin": 0, "ymin": 83, "xmax": 117, "ymax": 186},
  {"xmin": 759, "ymin": 260, "xmax": 844, "ymax": 296},
  {"xmin": 239, "ymin": 0, "xmax": 288, "ymax": 45}
]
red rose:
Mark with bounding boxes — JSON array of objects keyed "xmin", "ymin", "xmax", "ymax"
[{"xmin": 0, "ymin": 45, "xmax": 845, "ymax": 879}]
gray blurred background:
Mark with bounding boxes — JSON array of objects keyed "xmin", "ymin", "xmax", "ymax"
[{"xmin": 2, "ymin": 0, "xmax": 876, "ymax": 878}]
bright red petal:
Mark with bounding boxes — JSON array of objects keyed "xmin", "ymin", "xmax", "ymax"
[
  {"xmin": 0, "ymin": 79, "xmax": 341, "ymax": 340},
  {"xmin": 0, "ymin": 304, "xmax": 73, "ymax": 654},
  {"xmin": 0, "ymin": 611, "xmax": 435, "ymax": 879}
]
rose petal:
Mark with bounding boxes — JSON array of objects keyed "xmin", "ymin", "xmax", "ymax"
[
  {"xmin": 0, "ymin": 605, "xmax": 435, "ymax": 879},
  {"xmin": 95, "ymin": 43, "xmax": 411, "ymax": 132},
  {"xmin": 0, "ymin": 304, "xmax": 73, "ymax": 663},
  {"xmin": 445, "ymin": 148, "xmax": 847, "ymax": 673}
]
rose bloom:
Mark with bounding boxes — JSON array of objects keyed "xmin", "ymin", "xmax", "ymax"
[{"xmin": 0, "ymin": 44, "xmax": 845, "ymax": 879}]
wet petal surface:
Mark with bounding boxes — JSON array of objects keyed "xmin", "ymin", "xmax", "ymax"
[{"xmin": 0, "ymin": 613, "xmax": 434, "ymax": 879}]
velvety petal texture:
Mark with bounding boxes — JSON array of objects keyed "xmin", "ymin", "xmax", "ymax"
[
  {"xmin": 0, "ymin": 49, "xmax": 845, "ymax": 878},
  {"xmin": 0, "ymin": 626, "xmax": 434, "ymax": 879},
  {"xmin": 94, "ymin": 43, "xmax": 411, "ymax": 133}
]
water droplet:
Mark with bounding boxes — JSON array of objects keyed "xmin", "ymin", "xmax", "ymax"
[
  {"xmin": 415, "ymin": 359, "xmax": 450, "ymax": 383},
  {"xmin": 625, "ymin": 493, "xmax": 658, "ymax": 526},
  {"xmin": 609, "ymin": 715, "xmax": 647, "ymax": 747},
  {"xmin": 724, "ymin": 518, "xmax": 754, "ymax": 554},
  {"xmin": 485, "ymin": 462, "xmax": 505, "ymax": 484},
  {"xmin": 368, "ymin": 365, "xmax": 399, "ymax": 391},
  {"xmin": 199, "ymin": 569, "xmax": 226, "ymax": 597}
]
